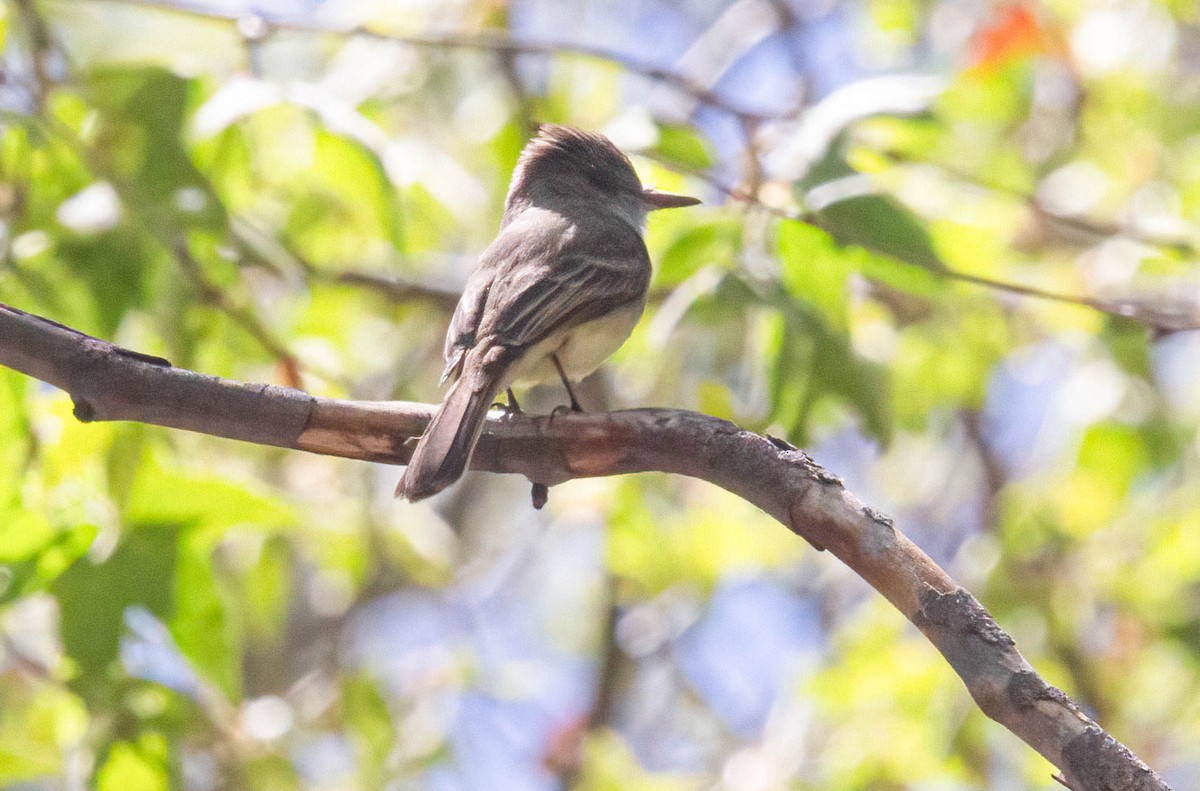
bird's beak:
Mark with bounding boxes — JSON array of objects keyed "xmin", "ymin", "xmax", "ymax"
[{"xmin": 642, "ymin": 188, "xmax": 701, "ymax": 210}]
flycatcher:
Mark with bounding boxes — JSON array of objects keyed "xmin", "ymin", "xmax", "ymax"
[{"xmin": 397, "ymin": 125, "xmax": 699, "ymax": 502}]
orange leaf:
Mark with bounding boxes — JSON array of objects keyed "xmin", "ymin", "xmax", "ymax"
[{"xmin": 968, "ymin": 4, "xmax": 1060, "ymax": 71}]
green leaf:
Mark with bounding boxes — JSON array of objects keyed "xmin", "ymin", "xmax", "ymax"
[
  {"xmin": 766, "ymin": 310, "xmax": 813, "ymax": 439},
  {"xmin": 344, "ymin": 673, "xmax": 396, "ymax": 785},
  {"xmin": 1, "ymin": 113, "xmax": 93, "ymax": 235},
  {"xmin": 777, "ymin": 218, "xmax": 851, "ymax": 327},
  {"xmin": 779, "ymin": 197, "xmax": 946, "ymax": 304},
  {"xmin": 114, "ymin": 455, "xmax": 296, "ymax": 692},
  {"xmin": 105, "ymin": 424, "xmax": 149, "ymax": 514},
  {"xmin": 320, "ymin": 127, "xmax": 404, "ymax": 252},
  {"xmin": 656, "ymin": 219, "xmax": 740, "ymax": 285},
  {"xmin": 0, "ymin": 680, "xmax": 88, "ymax": 783},
  {"xmin": 123, "ymin": 454, "xmax": 297, "ymax": 533},
  {"xmin": 0, "ymin": 521, "xmax": 97, "ymax": 604},
  {"xmin": 853, "ymin": 245, "xmax": 946, "ymax": 297},
  {"xmin": 0, "ymin": 371, "xmax": 31, "ymax": 508},
  {"xmin": 245, "ymin": 754, "xmax": 301, "ymax": 791},
  {"xmin": 96, "ymin": 739, "xmax": 169, "ymax": 791},
  {"xmin": 84, "ymin": 67, "xmax": 226, "ymax": 235},
  {"xmin": 55, "ymin": 228, "xmax": 161, "ymax": 337},
  {"xmin": 0, "ymin": 507, "xmax": 66, "ymax": 566},
  {"xmin": 171, "ymin": 529, "xmax": 240, "ymax": 697},
  {"xmin": 239, "ymin": 534, "xmax": 292, "ymax": 643},
  {"xmin": 54, "ymin": 525, "xmax": 181, "ymax": 677},
  {"xmin": 652, "ymin": 124, "xmax": 715, "ymax": 170},
  {"xmin": 765, "ymin": 287, "xmax": 892, "ymax": 445},
  {"xmin": 812, "ymin": 189, "xmax": 945, "ymax": 272},
  {"xmin": 794, "ymin": 142, "xmax": 952, "ymax": 300}
]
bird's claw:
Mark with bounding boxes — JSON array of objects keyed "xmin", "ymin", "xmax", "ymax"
[{"xmin": 531, "ymin": 483, "xmax": 549, "ymax": 509}]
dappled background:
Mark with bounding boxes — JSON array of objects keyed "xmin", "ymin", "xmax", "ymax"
[{"xmin": 1, "ymin": 0, "xmax": 1199, "ymax": 788}]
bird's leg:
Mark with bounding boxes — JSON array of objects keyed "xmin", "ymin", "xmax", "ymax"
[
  {"xmin": 491, "ymin": 387, "xmax": 523, "ymax": 415},
  {"xmin": 551, "ymin": 354, "xmax": 583, "ymax": 412},
  {"xmin": 505, "ymin": 388, "xmax": 523, "ymax": 414}
]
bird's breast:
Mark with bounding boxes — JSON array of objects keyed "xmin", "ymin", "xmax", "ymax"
[{"xmin": 507, "ymin": 300, "xmax": 645, "ymax": 387}]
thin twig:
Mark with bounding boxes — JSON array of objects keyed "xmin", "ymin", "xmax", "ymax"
[
  {"xmin": 654, "ymin": 158, "xmax": 1198, "ymax": 332},
  {"xmin": 226, "ymin": 218, "xmax": 464, "ymax": 311},
  {"xmin": 94, "ymin": 0, "xmax": 790, "ymax": 122},
  {"xmin": 883, "ymin": 149, "xmax": 1197, "ymax": 256},
  {"xmin": 317, "ymin": 268, "xmax": 462, "ymax": 310},
  {"xmin": 171, "ymin": 242, "xmax": 306, "ymax": 387},
  {"xmin": 12, "ymin": 0, "xmax": 55, "ymax": 110}
]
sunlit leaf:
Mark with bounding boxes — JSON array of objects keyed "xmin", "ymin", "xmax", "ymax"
[
  {"xmin": 0, "ymin": 679, "xmax": 87, "ymax": 783},
  {"xmin": 810, "ymin": 189, "xmax": 946, "ymax": 273},
  {"xmin": 651, "ymin": 123, "xmax": 715, "ymax": 170},
  {"xmin": 777, "ymin": 218, "xmax": 851, "ymax": 326},
  {"xmin": 577, "ymin": 729, "xmax": 695, "ymax": 791},
  {"xmin": 656, "ymin": 218, "xmax": 740, "ymax": 285},
  {"xmin": 95, "ymin": 739, "xmax": 169, "ymax": 791},
  {"xmin": 0, "ymin": 370, "xmax": 31, "ymax": 505},
  {"xmin": 123, "ymin": 454, "xmax": 297, "ymax": 533}
]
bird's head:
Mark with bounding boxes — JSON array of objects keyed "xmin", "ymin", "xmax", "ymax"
[{"xmin": 505, "ymin": 124, "xmax": 700, "ymax": 223}]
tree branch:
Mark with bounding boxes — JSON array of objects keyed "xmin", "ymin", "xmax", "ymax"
[{"xmin": 0, "ymin": 301, "xmax": 1171, "ymax": 791}]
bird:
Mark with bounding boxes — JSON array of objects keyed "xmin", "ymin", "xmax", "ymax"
[{"xmin": 396, "ymin": 124, "xmax": 700, "ymax": 502}]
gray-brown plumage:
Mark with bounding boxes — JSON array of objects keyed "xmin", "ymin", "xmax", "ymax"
[{"xmin": 397, "ymin": 125, "xmax": 699, "ymax": 501}]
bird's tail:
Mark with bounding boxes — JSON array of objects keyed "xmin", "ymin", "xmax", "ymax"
[{"xmin": 396, "ymin": 352, "xmax": 509, "ymax": 502}]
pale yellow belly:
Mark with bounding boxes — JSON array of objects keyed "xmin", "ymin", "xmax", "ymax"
[{"xmin": 506, "ymin": 301, "xmax": 644, "ymax": 387}]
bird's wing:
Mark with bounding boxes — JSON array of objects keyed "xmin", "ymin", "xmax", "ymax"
[
  {"xmin": 440, "ymin": 267, "xmax": 490, "ymax": 385},
  {"xmin": 440, "ymin": 216, "xmax": 649, "ymax": 383},
  {"xmin": 484, "ymin": 252, "xmax": 649, "ymax": 348}
]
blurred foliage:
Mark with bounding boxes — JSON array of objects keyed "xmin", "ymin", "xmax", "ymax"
[{"xmin": 0, "ymin": 0, "xmax": 1199, "ymax": 789}]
